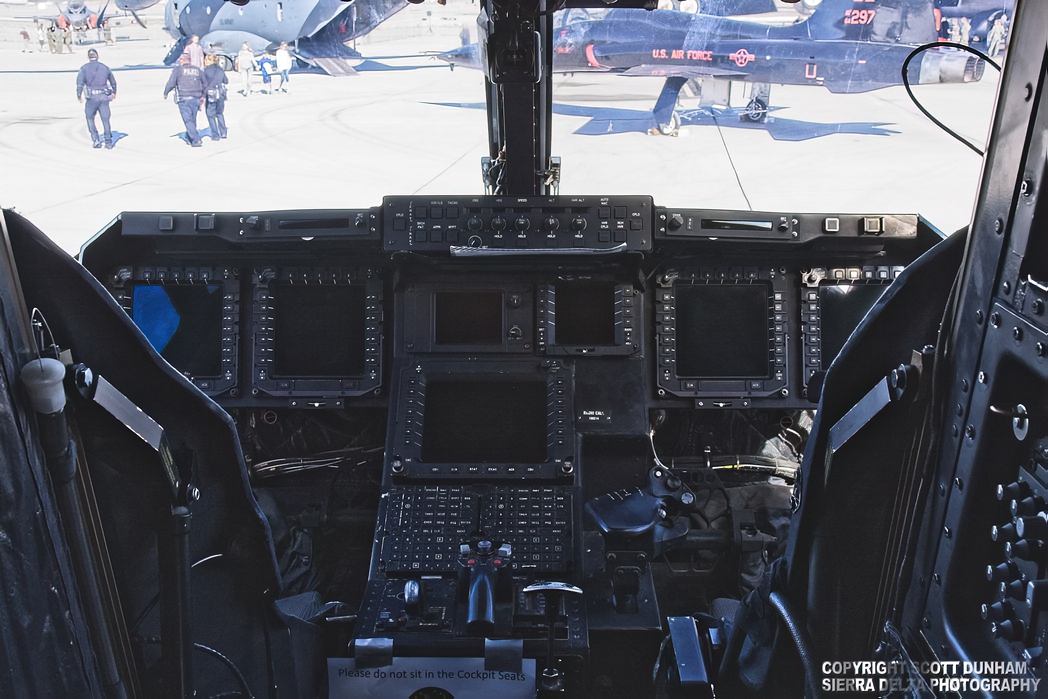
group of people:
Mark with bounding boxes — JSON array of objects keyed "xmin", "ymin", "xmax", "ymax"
[
  {"xmin": 76, "ymin": 36, "xmax": 230, "ymax": 150},
  {"xmin": 162, "ymin": 38, "xmax": 229, "ymax": 147},
  {"xmin": 23, "ymin": 19, "xmax": 114, "ymax": 54},
  {"xmin": 940, "ymin": 14, "xmax": 1009, "ymax": 58},
  {"xmin": 236, "ymin": 41, "xmax": 293, "ymax": 95}
]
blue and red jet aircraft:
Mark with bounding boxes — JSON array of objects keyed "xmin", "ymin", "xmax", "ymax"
[{"xmin": 440, "ymin": 0, "xmax": 986, "ymax": 134}]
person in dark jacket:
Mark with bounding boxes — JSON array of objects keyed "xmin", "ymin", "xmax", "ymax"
[
  {"xmin": 76, "ymin": 48, "xmax": 117, "ymax": 149},
  {"xmin": 163, "ymin": 51, "xmax": 207, "ymax": 147},
  {"xmin": 203, "ymin": 53, "xmax": 229, "ymax": 140}
]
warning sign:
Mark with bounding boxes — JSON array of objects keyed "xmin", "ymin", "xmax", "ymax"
[{"xmin": 328, "ymin": 656, "xmax": 537, "ymax": 699}]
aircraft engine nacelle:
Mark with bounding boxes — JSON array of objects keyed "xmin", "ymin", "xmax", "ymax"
[{"xmin": 911, "ymin": 49, "xmax": 986, "ymax": 85}]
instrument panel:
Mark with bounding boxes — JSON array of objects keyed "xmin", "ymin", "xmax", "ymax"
[
  {"xmin": 80, "ymin": 196, "xmax": 939, "ymax": 689},
  {"xmin": 86, "ymin": 198, "xmax": 929, "ymax": 411}
]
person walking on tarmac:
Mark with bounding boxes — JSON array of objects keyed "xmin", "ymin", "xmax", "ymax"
[
  {"xmin": 203, "ymin": 53, "xmax": 229, "ymax": 140},
  {"xmin": 275, "ymin": 41, "xmax": 292, "ymax": 92},
  {"xmin": 76, "ymin": 48, "xmax": 117, "ymax": 149},
  {"xmin": 236, "ymin": 42, "xmax": 257, "ymax": 95},
  {"xmin": 164, "ymin": 51, "xmax": 207, "ymax": 147},
  {"xmin": 185, "ymin": 34, "xmax": 205, "ymax": 68}
]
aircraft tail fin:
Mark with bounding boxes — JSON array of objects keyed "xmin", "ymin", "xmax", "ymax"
[{"xmin": 802, "ymin": 0, "xmax": 940, "ymax": 44}]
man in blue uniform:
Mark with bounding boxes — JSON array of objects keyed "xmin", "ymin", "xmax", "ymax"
[
  {"xmin": 163, "ymin": 51, "xmax": 206, "ymax": 147},
  {"xmin": 76, "ymin": 48, "xmax": 117, "ymax": 149}
]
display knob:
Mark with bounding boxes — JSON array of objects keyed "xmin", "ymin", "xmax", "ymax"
[
  {"xmin": 992, "ymin": 618, "xmax": 1026, "ymax": 641},
  {"xmin": 570, "ymin": 217, "xmax": 587, "ymax": 231},
  {"xmin": 1008, "ymin": 538, "xmax": 1048, "ymax": 561},
  {"xmin": 992, "ymin": 523, "xmax": 1018, "ymax": 543},
  {"xmin": 514, "ymin": 216, "xmax": 530, "ymax": 232},
  {"xmin": 988, "ymin": 561, "xmax": 1021, "ymax": 582},
  {"xmin": 999, "ymin": 481, "xmax": 1033, "ymax": 502},
  {"xmin": 1016, "ymin": 514, "xmax": 1048, "ymax": 540},
  {"xmin": 1012, "ymin": 496, "xmax": 1047, "ymax": 516},
  {"xmin": 981, "ymin": 600, "xmax": 1014, "ymax": 621}
]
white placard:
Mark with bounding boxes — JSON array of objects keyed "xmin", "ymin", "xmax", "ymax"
[{"xmin": 328, "ymin": 656, "xmax": 536, "ymax": 699}]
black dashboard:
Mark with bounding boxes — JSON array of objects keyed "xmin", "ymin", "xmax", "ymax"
[{"xmin": 79, "ymin": 196, "xmax": 941, "ymax": 696}]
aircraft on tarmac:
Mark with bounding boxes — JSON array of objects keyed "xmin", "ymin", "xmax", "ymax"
[
  {"xmin": 39, "ymin": 0, "xmax": 158, "ymax": 33},
  {"xmin": 53, "ymin": 0, "xmax": 100, "ymax": 30},
  {"xmin": 163, "ymin": 0, "xmax": 410, "ymax": 73},
  {"xmin": 439, "ymin": 0, "xmax": 986, "ymax": 134}
]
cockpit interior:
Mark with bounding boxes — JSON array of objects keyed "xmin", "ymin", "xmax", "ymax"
[{"xmin": 0, "ymin": 0, "xmax": 1046, "ymax": 698}]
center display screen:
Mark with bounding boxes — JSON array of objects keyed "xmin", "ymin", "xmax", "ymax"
[
  {"xmin": 420, "ymin": 376, "xmax": 548, "ymax": 464},
  {"xmin": 675, "ymin": 283, "xmax": 771, "ymax": 378},
  {"xmin": 272, "ymin": 283, "xmax": 367, "ymax": 377},
  {"xmin": 555, "ymin": 281, "xmax": 616, "ymax": 346},
  {"xmin": 434, "ymin": 290, "xmax": 503, "ymax": 345}
]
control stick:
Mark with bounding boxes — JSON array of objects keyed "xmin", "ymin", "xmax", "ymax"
[
  {"xmin": 522, "ymin": 581, "xmax": 583, "ymax": 692},
  {"xmin": 460, "ymin": 540, "xmax": 512, "ymax": 634}
]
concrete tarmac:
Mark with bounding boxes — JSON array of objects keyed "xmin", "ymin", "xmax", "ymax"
[{"xmin": 0, "ymin": 1, "xmax": 1001, "ymax": 254}]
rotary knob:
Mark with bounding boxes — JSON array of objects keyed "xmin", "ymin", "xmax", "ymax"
[
  {"xmin": 544, "ymin": 216, "xmax": 560, "ymax": 231},
  {"xmin": 570, "ymin": 216, "xmax": 587, "ymax": 231},
  {"xmin": 467, "ymin": 215, "xmax": 484, "ymax": 231},
  {"xmin": 491, "ymin": 215, "xmax": 507, "ymax": 231},
  {"xmin": 667, "ymin": 213, "xmax": 684, "ymax": 230},
  {"xmin": 467, "ymin": 235, "xmax": 483, "ymax": 248},
  {"xmin": 514, "ymin": 216, "xmax": 530, "ymax": 232}
]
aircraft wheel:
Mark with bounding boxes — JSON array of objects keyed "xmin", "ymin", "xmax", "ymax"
[
  {"xmin": 657, "ymin": 111, "xmax": 681, "ymax": 136},
  {"xmin": 743, "ymin": 98, "xmax": 767, "ymax": 123},
  {"xmin": 219, "ymin": 55, "xmax": 234, "ymax": 72},
  {"xmin": 797, "ymin": 0, "xmax": 821, "ymax": 17}
]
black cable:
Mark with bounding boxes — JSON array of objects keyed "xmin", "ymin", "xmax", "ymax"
[
  {"xmin": 901, "ymin": 41, "xmax": 1000, "ymax": 156},
  {"xmin": 711, "ymin": 112, "xmax": 754, "ymax": 211},
  {"xmin": 194, "ymin": 643, "xmax": 256, "ymax": 699},
  {"xmin": 768, "ymin": 591, "xmax": 823, "ymax": 699}
]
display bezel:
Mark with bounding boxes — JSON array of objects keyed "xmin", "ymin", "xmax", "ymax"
[
  {"xmin": 120, "ymin": 267, "xmax": 238, "ymax": 396},
  {"xmin": 397, "ymin": 281, "xmax": 534, "ymax": 355},
  {"xmin": 655, "ymin": 268, "xmax": 788, "ymax": 401},
  {"xmin": 251, "ymin": 268, "xmax": 382, "ymax": 400},
  {"xmin": 388, "ymin": 359, "xmax": 574, "ymax": 480},
  {"xmin": 801, "ymin": 269, "xmax": 898, "ymax": 385},
  {"xmin": 538, "ymin": 279, "xmax": 641, "ymax": 356}
]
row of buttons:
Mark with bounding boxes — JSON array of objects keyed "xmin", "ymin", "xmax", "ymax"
[
  {"xmin": 407, "ymin": 205, "xmax": 635, "ymax": 221},
  {"xmin": 406, "ymin": 228, "xmax": 633, "ymax": 245}
]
